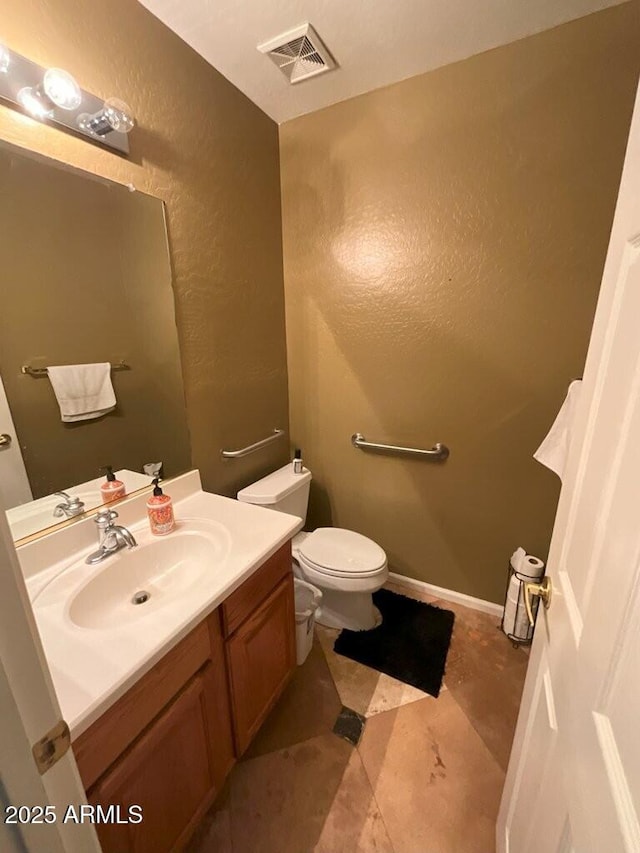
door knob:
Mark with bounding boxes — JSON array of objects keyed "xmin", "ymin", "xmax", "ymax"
[
  {"xmin": 0, "ymin": 433, "xmax": 12, "ymax": 449},
  {"xmin": 524, "ymin": 575, "xmax": 552, "ymax": 626}
]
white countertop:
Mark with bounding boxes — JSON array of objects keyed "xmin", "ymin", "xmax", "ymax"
[{"xmin": 22, "ymin": 472, "xmax": 301, "ymax": 739}]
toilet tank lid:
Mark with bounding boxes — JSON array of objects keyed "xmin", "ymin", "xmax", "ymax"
[{"xmin": 237, "ymin": 464, "xmax": 311, "ymax": 505}]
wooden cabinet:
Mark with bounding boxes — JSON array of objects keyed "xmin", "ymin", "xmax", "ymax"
[
  {"xmin": 222, "ymin": 541, "xmax": 296, "ymax": 756},
  {"xmin": 74, "ymin": 619, "xmax": 216, "ymax": 791},
  {"xmin": 88, "ymin": 669, "xmax": 220, "ymax": 853},
  {"xmin": 73, "ymin": 541, "xmax": 294, "ymax": 853},
  {"xmin": 226, "ymin": 573, "xmax": 296, "ymax": 755}
]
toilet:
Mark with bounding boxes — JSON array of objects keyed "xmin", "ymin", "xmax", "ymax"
[{"xmin": 237, "ymin": 463, "xmax": 388, "ymax": 631}]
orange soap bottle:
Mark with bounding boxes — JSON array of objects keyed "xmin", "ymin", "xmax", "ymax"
[
  {"xmin": 147, "ymin": 478, "xmax": 175, "ymax": 535},
  {"xmin": 100, "ymin": 466, "xmax": 126, "ymax": 503}
]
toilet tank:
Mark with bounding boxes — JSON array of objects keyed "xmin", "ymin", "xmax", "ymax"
[{"xmin": 237, "ymin": 463, "xmax": 312, "ymax": 521}]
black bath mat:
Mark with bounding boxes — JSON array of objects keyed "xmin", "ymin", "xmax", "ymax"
[{"xmin": 333, "ymin": 589, "xmax": 455, "ymax": 698}]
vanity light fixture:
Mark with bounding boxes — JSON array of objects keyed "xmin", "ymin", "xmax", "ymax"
[{"xmin": 0, "ymin": 44, "xmax": 134, "ymax": 154}]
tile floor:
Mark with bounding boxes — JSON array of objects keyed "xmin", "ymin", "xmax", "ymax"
[{"xmin": 189, "ymin": 580, "xmax": 529, "ymax": 853}]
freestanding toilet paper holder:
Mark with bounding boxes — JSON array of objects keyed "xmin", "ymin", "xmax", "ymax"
[{"xmin": 500, "ymin": 551, "xmax": 545, "ymax": 647}]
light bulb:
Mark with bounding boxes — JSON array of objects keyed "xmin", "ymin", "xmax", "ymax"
[
  {"xmin": 17, "ymin": 87, "xmax": 53, "ymax": 120},
  {"xmin": 43, "ymin": 68, "xmax": 82, "ymax": 110},
  {"xmin": 103, "ymin": 98, "xmax": 135, "ymax": 133},
  {"xmin": 0, "ymin": 45, "xmax": 9, "ymax": 74},
  {"xmin": 78, "ymin": 97, "xmax": 135, "ymax": 137}
]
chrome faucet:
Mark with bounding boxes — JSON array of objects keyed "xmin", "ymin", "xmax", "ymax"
[
  {"xmin": 53, "ymin": 491, "xmax": 86, "ymax": 519},
  {"xmin": 85, "ymin": 509, "xmax": 137, "ymax": 565}
]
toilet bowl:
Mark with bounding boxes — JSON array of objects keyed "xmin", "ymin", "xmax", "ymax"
[
  {"xmin": 237, "ymin": 464, "xmax": 388, "ymax": 631},
  {"xmin": 292, "ymin": 528, "xmax": 388, "ymax": 630}
]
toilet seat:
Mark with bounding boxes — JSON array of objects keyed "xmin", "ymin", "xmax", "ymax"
[
  {"xmin": 237, "ymin": 463, "xmax": 388, "ymax": 631},
  {"xmin": 297, "ymin": 527, "xmax": 387, "ymax": 578}
]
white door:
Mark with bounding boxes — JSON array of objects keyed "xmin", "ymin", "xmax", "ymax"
[
  {"xmin": 0, "ymin": 373, "xmax": 32, "ymax": 508},
  {"xmin": 0, "ymin": 500, "xmax": 100, "ymax": 852},
  {"xmin": 498, "ymin": 78, "xmax": 640, "ymax": 851},
  {"xmin": 1, "ymin": 656, "xmax": 67, "ymax": 853}
]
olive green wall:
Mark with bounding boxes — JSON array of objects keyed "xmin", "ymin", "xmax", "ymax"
[
  {"xmin": 0, "ymin": 0, "xmax": 289, "ymax": 498},
  {"xmin": 280, "ymin": 3, "xmax": 640, "ymax": 602}
]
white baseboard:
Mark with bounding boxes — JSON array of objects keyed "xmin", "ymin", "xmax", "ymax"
[{"xmin": 387, "ymin": 572, "xmax": 504, "ymax": 617}]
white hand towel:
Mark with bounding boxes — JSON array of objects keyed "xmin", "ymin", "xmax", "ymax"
[
  {"xmin": 47, "ymin": 363, "xmax": 117, "ymax": 422},
  {"xmin": 533, "ymin": 380, "xmax": 582, "ymax": 480}
]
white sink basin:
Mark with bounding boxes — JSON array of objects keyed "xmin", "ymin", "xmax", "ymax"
[
  {"xmin": 70, "ymin": 530, "xmax": 222, "ymax": 629},
  {"xmin": 34, "ymin": 518, "xmax": 231, "ymax": 630}
]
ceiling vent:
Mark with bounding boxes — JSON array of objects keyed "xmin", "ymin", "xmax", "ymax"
[{"xmin": 258, "ymin": 24, "xmax": 336, "ymax": 84}]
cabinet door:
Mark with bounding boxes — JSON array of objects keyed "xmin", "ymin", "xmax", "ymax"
[
  {"xmin": 88, "ymin": 666, "xmax": 223, "ymax": 853},
  {"xmin": 226, "ymin": 574, "xmax": 296, "ymax": 755}
]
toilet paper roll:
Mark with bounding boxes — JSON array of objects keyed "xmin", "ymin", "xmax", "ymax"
[
  {"xmin": 513, "ymin": 601, "xmax": 534, "ymax": 641},
  {"xmin": 503, "ymin": 574, "xmax": 535, "ymax": 641},
  {"xmin": 510, "ymin": 547, "xmax": 545, "ymax": 581},
  {"xmin": 503, "ymin": 547, "xmax": 545, "ymax": 642},
  {"xmin": 510, "ymin": 547, "xmax": 526, "ymax": 573}
]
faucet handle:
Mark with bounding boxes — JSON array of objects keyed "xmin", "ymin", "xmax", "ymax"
[
  {"xmin": 94, "ymin": 508, "xmax": 118, "ymax": 528},
  {"xmin": 55, "ymin": 491, "xmax": 85, "ymax": 511}
]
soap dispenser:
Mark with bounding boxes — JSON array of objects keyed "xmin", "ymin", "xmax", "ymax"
[
  {"xmin": 100, "ymin": 466, "xmax": 126, "ymax": 503},
  {"xmin": 147, "ymin": 478, "xmax": 175, "ymax": 536},
  {"xmin": 293, "ymin": 448, "xmax": 303, "ymax": 474}
]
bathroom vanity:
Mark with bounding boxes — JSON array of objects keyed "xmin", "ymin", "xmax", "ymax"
[
  {"xmin": 19, "ymin": 471, "xmax": 300, "ymax": 853},
  {"xmin": 76, "ymin": 543, "xmax": 294, "ymax": 852}
]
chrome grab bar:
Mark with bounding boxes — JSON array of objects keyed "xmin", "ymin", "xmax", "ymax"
[
  {"xmin": 351, "ymin": 433, "xmax": 449, "ymax": 461},
  {"xmin": 221, "ymin": 429, "xmax": 285, "ymax": 459},
  {"xmin": 21, "ymin": 362, "xmax": 130, "ymax": 377}
]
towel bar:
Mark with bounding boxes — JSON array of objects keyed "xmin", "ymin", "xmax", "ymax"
[
  {"xmin": 351, "ymin": 433, "xmax": 449, "ymax": 461},
  {"xmin": 221, "ymin": 429, "xmax": 285, "ymax": 459},
  {"xmin": 21, "ymin": 362, "xmax": 130, "ymax": 377}
]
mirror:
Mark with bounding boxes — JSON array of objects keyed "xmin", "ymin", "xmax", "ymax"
[{"xmin": 0, "ymin": 141, "xmax": 191, "ymax": 542}]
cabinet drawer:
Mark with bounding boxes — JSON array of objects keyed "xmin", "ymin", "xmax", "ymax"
[
  {"xmin": 74, "ymin": 617, "xmax": 213, "ymax": 790},
  {"xmin": 222, "ymin": 542, "xmax": 292, "ymax": 637}
]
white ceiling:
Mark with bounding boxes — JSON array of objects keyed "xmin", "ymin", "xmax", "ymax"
[{"xmin": 138, "ymin": 0, "xmax": 626, "ymax": 124}]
